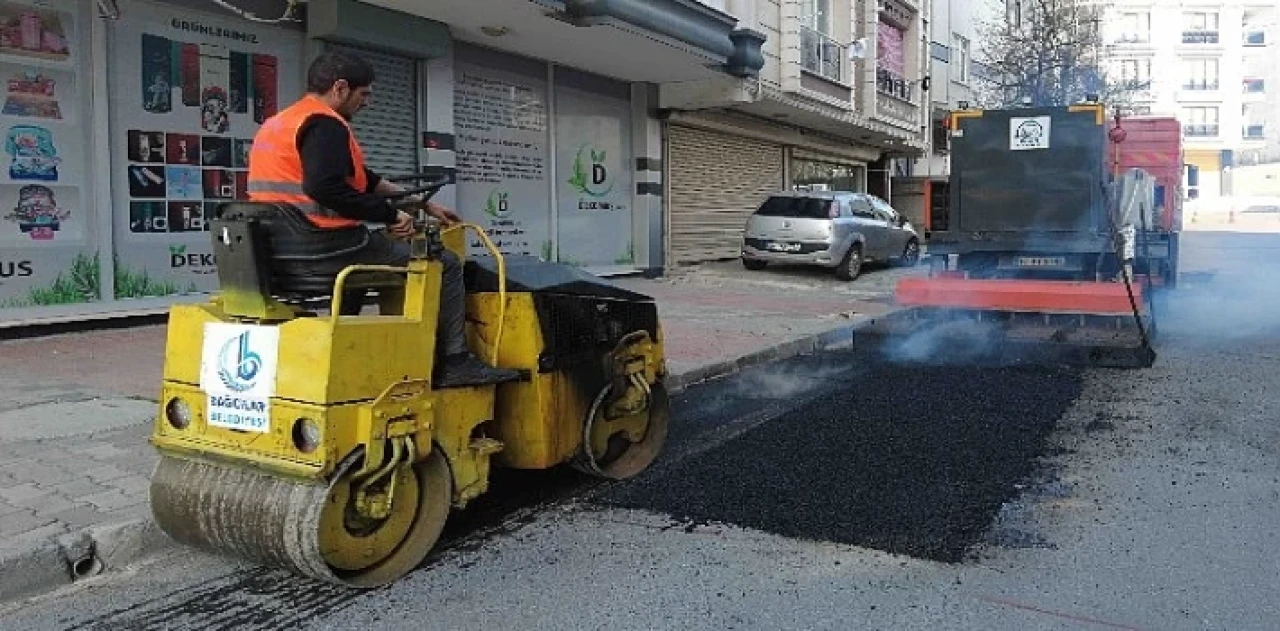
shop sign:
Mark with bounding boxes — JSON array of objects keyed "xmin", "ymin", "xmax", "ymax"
[
  {"xmin": 106, "ymin": 0, "xmax": 301, "ymax": 299},
  {"xmin": 0, "ymin": 0, "xmax": 99, "ymax": 309}
]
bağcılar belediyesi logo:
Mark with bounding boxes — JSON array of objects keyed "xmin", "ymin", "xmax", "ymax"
[{"xmin": 217, "ymin": 330, "xmax": 263, "ymax": 393}]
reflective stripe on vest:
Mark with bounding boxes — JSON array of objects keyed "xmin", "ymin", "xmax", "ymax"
[{"xmin": 246, "ymin": 95, "xmax": 370, "ymax": 229}]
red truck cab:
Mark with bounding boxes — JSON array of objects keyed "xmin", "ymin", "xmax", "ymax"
[{"xmin": 1108, "ymin": 116, "xmax": 1184, "ymax": 232}]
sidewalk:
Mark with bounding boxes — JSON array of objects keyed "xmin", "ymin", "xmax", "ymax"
[{"xmin": 0, "ymin": 261, "xmax": 913, "ymax": 603}]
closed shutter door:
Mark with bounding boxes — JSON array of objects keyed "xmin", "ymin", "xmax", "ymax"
[
  {"xmin": 667, "ymin": 125, "xmax": 784, "ymax": 265},
  {"xmin": 326, "ymin": 44, "xmax": 419, "ymax": 175}
]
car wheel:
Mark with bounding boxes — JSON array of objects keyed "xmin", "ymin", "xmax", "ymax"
[
  {"xmin": 835, "ymin": 244, "xmax": 862, "ymax": 281},
  {"xmin": 742, "ymin": 258, "xmax": 767, "ymax": 271},
  {"xmin": 898, "ymin": 239, "xmax": 920, "ymax": 267}
]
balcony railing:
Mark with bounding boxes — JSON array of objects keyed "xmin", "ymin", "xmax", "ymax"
[
  {"xmin": 877, "ymin": 67, "xmax": 914, "ymax": 101},
  {"xmin": 1112, "ymin": 33, "xmax": 1151, "ymax": 44},
  {"xmin": 1184, "ymin": 123, "xmax": 1220, "ymax": 137},
  {"xmin": 1182, "ymin": 30, "xmax": 1220, "ymax": 44},
  {"xmin": 800, "ymin": 26, "xmax": 846, "ymax": 83},
  {"xmin": 1244, "ymin": 124, "xmax": 1266, "ymax": 139},
  {"xmin": 1182, "ymin": 81, "xmax": 1220, "ymax": 91}
]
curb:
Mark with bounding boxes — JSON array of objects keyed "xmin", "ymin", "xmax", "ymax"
[
  {"xmin": 664, "ymin": 309, "xmax": 899, "ymax": 394},
  {"xmin": 0, "ymin": 513, "xmax": 170, "ymax": 606},
  {"xmin": 0, "ymin": 308, "xmax": 901, "ymax": 606}
]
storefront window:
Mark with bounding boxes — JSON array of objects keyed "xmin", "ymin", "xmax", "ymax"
[
  {"xmin": 453, "ymin": 44, "xmax": 549, "ymax": 260},
  {"xmin": 453, "ymin": 44, "xmax": 637, "ymax": 269},
  {"xmin": 553, "ymin": 68, "xmax": 633, "ymax": 268},
  {"xmin": 0, "ymin": 0, "xmax": 95, "ymax": 309},
  {"xmin": 792, "ymin": 158, "xmax": 864, "ymax": 192},
  {"xmin": 106, "ymin": 0, "xmax": 302, "ymax": 299}
]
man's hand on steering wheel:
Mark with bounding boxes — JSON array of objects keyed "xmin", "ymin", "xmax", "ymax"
[
  {"xmin": 424, "ymin": 201, "xmax": 461, "ymax": 226},
  {"xmin": 389, "ymin": 210, "xmax": 415, "ymax": 238}
]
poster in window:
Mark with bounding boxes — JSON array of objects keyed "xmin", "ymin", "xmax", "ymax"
[
  {"xmin": 0, "ymin": 0, "xmax": 96, "ymax": 310},
  {"xmin": 452, "ymin": 61, "xmax": 551, "ymax": 260},
  {"xmin": 105, "ymin": 0, "xmax": 302, "ymax": 299},
  {"xmin": 553, "ymin": 81, "xmax": 633, "ymax": 268}
]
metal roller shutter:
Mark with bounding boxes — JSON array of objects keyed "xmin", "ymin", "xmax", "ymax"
[
  {"xmin": 667, "ymin": 125, "xmax": 784, "ymax": 265},
  {"xmin": 326, "ymin": 44, "xmax": 419, "ymax": 175}
]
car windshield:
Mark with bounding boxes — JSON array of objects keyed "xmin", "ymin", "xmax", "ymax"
[{"xmin": 754, "ymin": 196, "xmax": 833, "ymax": 219}]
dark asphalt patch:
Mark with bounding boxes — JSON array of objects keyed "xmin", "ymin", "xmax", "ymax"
[{"xmin": 593, "ymin": 360, "xmax": 1085, "ymax": 563}]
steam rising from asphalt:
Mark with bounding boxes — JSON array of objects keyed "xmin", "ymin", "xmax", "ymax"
[
  {"xmin": 729, "ymin": 361, "xmax": 847, "ymax": 401},
  {"xmin": 1157, "ymin": 239, "xmax": 1280, "ymax": 344},
  {"xmin": 879, "ymin": 319, "xmax": 1005, "ymax": 366}
]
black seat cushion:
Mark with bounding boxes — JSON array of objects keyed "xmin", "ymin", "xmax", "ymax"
[{"xmin": 215, "ymin": 201, "xmax": 405, "ymax": 297}]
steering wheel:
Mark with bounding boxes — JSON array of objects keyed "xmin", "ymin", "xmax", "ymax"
[{"xmin": 381, "ymin": 173, "xmax": 452, "ymax": 209}]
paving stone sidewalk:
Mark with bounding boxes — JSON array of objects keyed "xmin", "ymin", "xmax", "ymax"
[{"xmin": 0, "ymin": 262, "xmax": 914, "ymax": 603}]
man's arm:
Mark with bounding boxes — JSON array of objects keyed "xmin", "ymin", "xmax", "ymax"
[{"xmin": 297, "ymin": 116, "xmax": 398, "ymax": 224}]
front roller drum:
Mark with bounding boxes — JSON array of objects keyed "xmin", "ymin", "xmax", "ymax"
[{"xmin": 149, "ymin": 447, "xmax": 452, "ymax": 588}]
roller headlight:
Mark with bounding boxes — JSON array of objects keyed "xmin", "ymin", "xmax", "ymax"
[
  {"xmin": 165, "ymin": 397, "xmax": 192, "ymax": 429},
  {"xmin": 292, "ymin": 418, "xmax": 322, "ymax": 453}
]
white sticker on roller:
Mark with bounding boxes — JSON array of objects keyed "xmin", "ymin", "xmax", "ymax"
[
  {"xmin": 199, "ymin": 322, "xmax": 280, "ymax": 433},
  {"xmin": 1010, "ymin": 116, "xmax": 1052, "ymax": 151}
]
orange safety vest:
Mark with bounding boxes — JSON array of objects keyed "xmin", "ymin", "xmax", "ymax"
[{"xmin": 246, "ymin": 94, "xmax": 369, "ymax": 229}]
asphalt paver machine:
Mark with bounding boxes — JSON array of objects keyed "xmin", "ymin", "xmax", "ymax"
[{"xmin": 863, "ymin": 102, "xmax": 1179, "ymax": 368}]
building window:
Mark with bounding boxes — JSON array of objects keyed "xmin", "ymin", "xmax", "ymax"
[
  {"xmin": 1116, "ymin": 12, "xmax": 1151, "ymax": 43},
  {"xmin": 953, "ymin": 34, "xmax": 969, "ymax": 84},
  {"xmin": 1006, "ymin": 0, "xmax": 1022, "ymax": 29},
  {"xmin": 1243, "ymin": 78, "xmax": 1266, "ymax": 94},
  {"xmin": 1182, "ymin": 106, "xmax": 1219, "ymax": 137},
  {"xmin": 877, "ymin": 20, "xmax": 911, "ymax": 100},
  {"xmin": 1118, "ymin": 58, "xmax": 1151, "ymax": 87},
  {"xmin": 1183, "ymin": 12, "xmax": 1220, "ymax": 44},
  {"xmin": 1182, "ymin": 58, "xmax": 1219, "ymax": 91},
  {"xmin": 800, "ymin": 0, "xmax": 845, "ymax": 82}
]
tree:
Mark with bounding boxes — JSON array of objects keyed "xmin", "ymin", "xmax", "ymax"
[{"xmin": 972, "ymin": 0, "xmax": 1148, "ymax": 111}]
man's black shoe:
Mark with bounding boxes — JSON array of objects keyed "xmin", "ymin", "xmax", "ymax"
[{"xmin": 435, "ymin": 352, "xmax": 522, "ymax": 388}]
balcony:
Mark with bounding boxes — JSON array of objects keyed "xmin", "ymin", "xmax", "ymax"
[
  {"xmin": 1182, "ymin": 81, "xmax": 1220, "ymax": 91},
  {"xmin": 877, "ymin": 67, "xmax": 914, "ymax": 102},
  {"xmin": 1182, "ymin": 30, "xmax": 1220, "ymax": 44},
  {"xmin": 1112, "ymin": 33, "xmax": 1151, "ymax": 45},
  {"xmin": 800, "ymin": 26, "xmax": 846, "ymax": 84},
  {"xmin": 1184, "ymin": 124, "xmax": 1220, "ymax": 138}
]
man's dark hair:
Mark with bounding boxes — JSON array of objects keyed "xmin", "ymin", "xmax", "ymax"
[{"xmin": 306, "ymin": 51, "xmax": 376, "ymax": 94}]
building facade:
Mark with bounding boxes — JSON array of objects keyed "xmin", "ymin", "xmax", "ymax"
[
  {"xmin": 0, "ymin": 0, "xmax": 931, "ymax": 324},
  {"xmin": 1102, "ymin": 0, "xmax": 1280, "ymax": 199},
  {"xmin": 657, "ymin": 0, "xmax": 928, "ymax": 265}
]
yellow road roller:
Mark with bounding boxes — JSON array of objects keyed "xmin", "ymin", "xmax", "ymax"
[{"xmin": 148, "ymin": 174, "xmax": 669, "ymax": 587}]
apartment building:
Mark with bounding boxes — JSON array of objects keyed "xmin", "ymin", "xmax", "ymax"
[
  {"xmin": 1102, "ymin": 0, "xmax": 1280, "ymax": 199},
  {"xmin": 659, "ymin": 0, "xmax": 929, "ymax": 264},
  {"xmin": 893, "ymin": 0, "xmax": 1001, "ymax": 235}
]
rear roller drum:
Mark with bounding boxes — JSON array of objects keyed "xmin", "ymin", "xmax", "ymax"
[
  {"xmin": 149, "ymin": 445, "xmax": 452, "ymax": 588},
  {"xmin": 572, "ymin": 380, "xmax": 670, "ymax": 480}
]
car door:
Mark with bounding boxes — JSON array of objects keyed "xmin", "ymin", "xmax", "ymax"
[
  {"xmin": 867, "ymin": 195, "xmax": 907, "ymax": 259},
  {"xmin": 848, "ymin": 195, "xmax": 884, "ymax": 257}
]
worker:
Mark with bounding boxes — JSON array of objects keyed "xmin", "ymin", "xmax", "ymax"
[{"xmin": 246, "ymin": 50, "xmax": 518, "ymax": 386}]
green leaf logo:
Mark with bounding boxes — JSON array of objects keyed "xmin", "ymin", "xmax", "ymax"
[
  {"xmin": 568, "ymin": 144, "xmax": 614, "ymax": 199},
  {"xmin": 169, "ymin": 245, "xmax": 186, "ymax": 255}
]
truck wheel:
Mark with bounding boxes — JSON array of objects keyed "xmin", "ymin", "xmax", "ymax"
[
  {"xmin": 835, "ymin": 244, "xmax": 862, "ymax": 281},
  {"xmin": 742, "ymin": 258, "xmax": 767, "ymax": 271}
]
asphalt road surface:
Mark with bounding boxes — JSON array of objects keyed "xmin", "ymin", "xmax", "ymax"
[{"xmin": 2, "ymin": 231, "xmax": 1279, "ymax": 631}]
